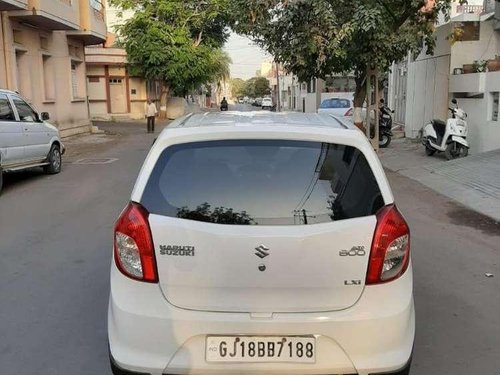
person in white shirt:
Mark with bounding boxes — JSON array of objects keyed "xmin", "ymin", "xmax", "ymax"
[{"xmin": 145, "ymin": 99, "xmax": 158, "ymax": 133}]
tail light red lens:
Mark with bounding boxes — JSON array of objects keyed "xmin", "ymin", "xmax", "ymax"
[
  {"xmin": 344, "ymin": 108, "xmax": 353, "ymax": 116},
  {"xmin": 366, "ymin": 204, "xmax": 410, "ymax": 284},
  {"xmin": 114, "ymin": 202, "xmax": 158, "ymax": 283}
]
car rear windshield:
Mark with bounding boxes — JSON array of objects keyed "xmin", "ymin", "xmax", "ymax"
[
  {"xmin": 141, "ymin": 140, "xmax": 384, "ymax": 225},
  {"xmin": 320, "ymin": 99, "xmax": 351, "ymax": 109}
]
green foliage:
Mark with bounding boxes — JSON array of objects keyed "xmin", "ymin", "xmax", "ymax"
[
  {"xmin": 177, "ymin": 203, "xmax": 255, "ymax": 225},
  {"xmin": 238, "ymin": 76, "xmax": 271, "ymax": 98},
  {"xmin": 230, "ymin": 78, "xmax": 246, "ymax": 98},
  {"xmin": 229, "ymin": 0, "xmax": 463, "ymax": 105},
  {"xmin": 472, "ymin": 60, "xmax": 488, "ymax": 73},
  {"xmin": 110, "ymin": 0, "xmax": 231, "ymax": 96},
  {"xmin": 253, "ymin": 77, "xmax": 272, "ymax": 97}
]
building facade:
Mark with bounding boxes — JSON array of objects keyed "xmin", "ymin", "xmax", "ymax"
[
  {"xmin": 388, "ymin": 0, "xmax": 500, "ymax": 153},
  {"xmin": 0, "ymin": 0, "xmax": 107, "ymax": 137},
  {"xmin": 85, "ymin": 46, "xmax": 162, "ymax": 120}
]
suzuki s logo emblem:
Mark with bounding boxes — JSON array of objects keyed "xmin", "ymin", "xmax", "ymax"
[{"xmin": 255, "ymin": 244, "xmax": 270, "ymax": 259}]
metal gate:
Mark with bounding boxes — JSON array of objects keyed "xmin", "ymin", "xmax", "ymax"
[{"xmin": 393, "ymin": 61, "xmax": 408, "ymax": 125}]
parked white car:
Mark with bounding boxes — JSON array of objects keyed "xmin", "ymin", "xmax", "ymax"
[
  {"xmin": 261, "ymin": 97, "xmax": 273, "ymax": 109},
  {"xmin": 0, "ymin": 89, "xmax": 64, "ymax": 194},
  {"xmin": 318, "ymin": 97, "xmax": 354, "ymax": 118},
  {"xmin": 109, "ymin": 112, "xmax": 414, "ymax": 375}
]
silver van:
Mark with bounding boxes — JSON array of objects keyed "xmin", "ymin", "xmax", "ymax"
[{"xmin": 0, "ymin": 89, "xmax": 64, "ymax": 194}]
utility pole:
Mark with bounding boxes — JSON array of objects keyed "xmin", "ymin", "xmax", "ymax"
[
  {"xmin": 302, "ymin": 209, "xmax": 308, "ymax": 225},
  {"xmin": 275, "ymin": 61, "xmax": 281, "ymax": 112}
]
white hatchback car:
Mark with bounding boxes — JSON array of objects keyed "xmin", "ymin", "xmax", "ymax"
[
  {"xmin": 261, "ymin": 97, "xmax": 273, "ymax": 110},
  {"xmin": 109, "ymin": 112, "xmax": 414, "ymax": 375},
  {"xmin": 0, "ymin": 89, "xmax": 64, "ymax": 194}
]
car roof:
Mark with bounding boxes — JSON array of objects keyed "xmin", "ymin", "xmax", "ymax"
[
  {"xmin": 0, "ymin": 89, "xmax": 19, "ymax": 95},
  {"xmin": 168, "ymin": 111, "xmax": 356, "ymax": 131},
  {"xmin": 321, "ymin": 97, "xmax": 353, "ymax": 101}
]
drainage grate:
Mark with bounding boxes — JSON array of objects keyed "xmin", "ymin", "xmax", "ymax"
[{"xmin": 73, "ymin": 158, "xmax": 118, "ymax": 165}]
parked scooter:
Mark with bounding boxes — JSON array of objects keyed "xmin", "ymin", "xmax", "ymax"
[
  {"xmin": 422, "ymin": 99, "xmax": 469, "ymax": 160},
  {"xmin": 379, "ymin": 100, "xmax": 394, "ymax": 148}
]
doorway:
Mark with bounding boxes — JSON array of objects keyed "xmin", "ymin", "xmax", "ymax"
[{"xmin": 109, "ymin": 78, "xmax": 127, "ymax": 113}]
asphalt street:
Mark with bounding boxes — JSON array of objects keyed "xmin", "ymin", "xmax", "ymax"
[{"xmin": 0, "ymin": 104, "xmax": 499, "ymax": 375}]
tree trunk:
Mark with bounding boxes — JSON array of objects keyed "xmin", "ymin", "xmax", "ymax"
[
  {"xmin": 353, "ymin": 74, "xmax": 367, "ymax": 132},
  {"xmin": 159, "ymin": 84, "xmax": 169, "ymax": 120}
]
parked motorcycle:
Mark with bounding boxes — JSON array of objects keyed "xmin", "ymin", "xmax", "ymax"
[
  {"xmin": 422, "ymin": 99, "xmax": 469, "ymax": 160},
  {"xmin": 378, "ymin": 103, "xmax": 394, "ymax": 148},
  {"xmin": 369, "ymin": 102, "xmax": 393, "ymax": 148}
]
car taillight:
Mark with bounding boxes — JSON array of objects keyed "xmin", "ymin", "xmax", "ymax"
[
  {"xmin": 344, "ymin": 108, "xmax": 353, "ymax": 116},
  {"xmin": 366, "ymin": 204, "xmax": 410, "ymax": 284},
  {"xmin": 114, "ymin": 202, "xmax": 158, "ymax": 283}
]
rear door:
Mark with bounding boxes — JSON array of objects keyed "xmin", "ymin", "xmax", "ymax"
[
  {"xmin": 141, "ymin": 139, "xmax": 385, "ymax": 313},
  {"xmin": 10, "ymin": 95, "xmax": 51, "ymax": 161},
  {"xmin": 0, "ymin": 93, "xmax": 24, "ymax": 166}
]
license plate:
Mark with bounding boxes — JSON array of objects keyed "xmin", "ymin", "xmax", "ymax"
[{"xmin": 206, "ymin": 336, "xmax": 316, "ymax": 363}]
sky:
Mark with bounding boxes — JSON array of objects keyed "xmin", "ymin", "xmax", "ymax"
[{"xmin": 224, "ymin": 33, "xmax": 271, "ymax": 80}]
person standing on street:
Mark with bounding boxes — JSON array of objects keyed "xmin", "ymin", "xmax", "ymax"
[{"xmin": 145, "ymin": 99, "xmax": 158, "ymax": 133}]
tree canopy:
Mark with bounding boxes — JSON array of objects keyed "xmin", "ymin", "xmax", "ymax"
[
  {"xmin": 110, "ymin": 0, "xmax": 231, "ymax": 96},
  {"xmin": 229, "ymin": 0, "xmax": 463, "ymax": 108},
  {"xmin": 230, "ymin": 76, "xmax": 271, "ymax": 98},
  {"xmin": 230, "ymin": 78, "xmax": 246, "ymax": 98},
  {"xmin": 253, "ymin": 77, "xmax": 272, "ymax": 97}
]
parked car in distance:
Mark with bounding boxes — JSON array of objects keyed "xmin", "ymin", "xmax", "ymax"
[
  {"xmin": 318, "ymin": 97, "xmax": 354, "ymax": 118},
  {"xmin": 253, "ymin": 97, "xmax": 263, "ymax": 107},
  {"xmin": 238, "ymin": 98, "xmax": 244, "ymax": 104},
  {"xmin": 109, "ymin": 112, "xmax": 414, "ymax": 375},
  {"xmin": 261, "ymin": 97, "xmax": 273, "ymax": 110},
  {"xmin": 0, "ymin": 89, "xmax": 64, "ymax": 194}
]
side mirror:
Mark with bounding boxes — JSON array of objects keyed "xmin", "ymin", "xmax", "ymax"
[{"xmin": 41, "ymin": 112, "xmax": 50, "ymax": 121}]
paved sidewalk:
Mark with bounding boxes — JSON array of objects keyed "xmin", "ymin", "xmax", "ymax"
[{"xmin": 379, "ymin": 139, "xmax": 500, "ymax": 222}]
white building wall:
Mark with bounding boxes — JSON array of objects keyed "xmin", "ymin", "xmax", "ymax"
[
  {"xmin": 404, "ymin": 22, "xmax": 453, "ymax": 138},
  {"xmin": 457, "ymin": 98, "xmax": 500, "ymax": 153},
  {"xmin": 453, "ymin": 71, "xmax": 500, "ymax": 153}
]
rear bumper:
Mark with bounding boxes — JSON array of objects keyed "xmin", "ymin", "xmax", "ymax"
[{"xmin": 108, "ymin": 263, "xmax": 414, "ymax": 375}]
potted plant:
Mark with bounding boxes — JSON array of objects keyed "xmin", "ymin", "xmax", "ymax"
[
  {"xmin": 472, "ymin": 60, "xmax": 488, "ymax": 73},
  {"xmin": 462, "ymin": 63, "xmax": 474, "ymax": 74},
  {"xmin": 487, "ymin": 55, "xmax": 500, "ymax": 72}
]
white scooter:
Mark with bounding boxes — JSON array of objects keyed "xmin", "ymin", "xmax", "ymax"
[{"xmin": 422, "ymin": 99, "xmax": 469, "ymax": 160}]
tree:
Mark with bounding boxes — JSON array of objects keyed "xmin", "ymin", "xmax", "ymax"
[
  {"xmin": 212, "ymin": 49, "xmax": 232, "ymax": 94},
  {"xmin": 243, "ymin": 77, "xmax": 257, "ymax": 97},
  {"xmin": 230, "ymin": 78, "xmax": 246, "ymax": 98},
  {"xmin": 110, "ymin": 0, "xmax": 231, "ymax": 99},
  {"xmin": 253, "ymin": 77, "xmax": 271, "ymax": 97},
  {"xmin": 177, "ymin": 203, "xmax": 255, "ymax": 225},
  {"xmin": 239, "ymin": 76, "xmax": 271, "ymax": 98},
  {"xmin": 229, "ymin": 0, "xmax": 462, "ymax": 127}
]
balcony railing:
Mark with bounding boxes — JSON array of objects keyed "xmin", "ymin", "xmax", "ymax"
[
  {"xmin": 456, "ymin": 4, "xmax": 484, "ymax": 14},
  {"xmin": 90, "ymin": 0, "xmax": 104, "ymax": 20}
]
